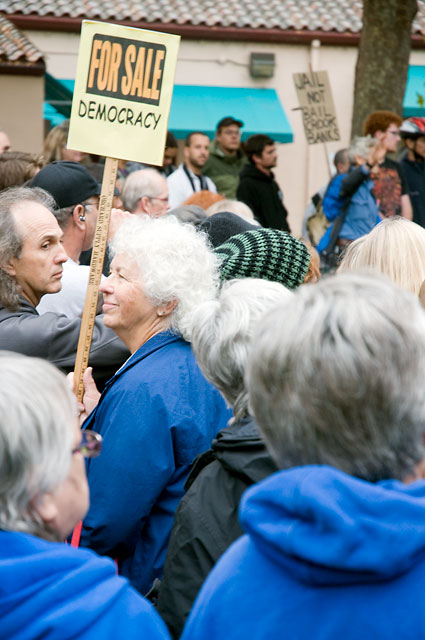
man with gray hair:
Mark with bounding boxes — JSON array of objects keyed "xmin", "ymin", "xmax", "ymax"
[
  {"xmin": 181, "ymin": 272, "xmax": 425, "ymax": 640},
  {"xmin": 121, "ymin": 168, "xmax": 169, "ymax": 216},
  {"xmin": 32, "ymin": 161, "xmax": 128, "ymax": 317},
  {"xmin": 31, "ymin": 161, "xmax": 102, "ymax": 317},
  {"xmin": 0, "ymin": 186, "xmax": 129, "ymax": 381}
]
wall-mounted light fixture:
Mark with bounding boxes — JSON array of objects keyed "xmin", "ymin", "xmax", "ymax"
[{"xmin": 249, "ymin": 53, "xmax": 275, "ymax": 78}]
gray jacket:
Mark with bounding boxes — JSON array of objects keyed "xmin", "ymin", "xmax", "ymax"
[{"xmin": 0, "ymin": 297, "xmax": 129, "ymax": 381}]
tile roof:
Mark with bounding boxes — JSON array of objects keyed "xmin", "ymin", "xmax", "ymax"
[
  {"xmin": 1, "ymin": 0, "xmax": 425, "ymax": 35},
  {"xmin": 0, "ymin": 13, "xmax": 43, "ymax": 63}
]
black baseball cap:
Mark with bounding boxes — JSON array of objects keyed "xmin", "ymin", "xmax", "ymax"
[
  {"xmin": 216, "ymin": 116, "xmax": 244, "ymax": 131},
  {"xmin": 30, "ymin": 161, "xmax": 101, "ymax": 210}
]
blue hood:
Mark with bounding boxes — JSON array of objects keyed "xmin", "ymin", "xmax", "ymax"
[
  {"xmin": 240, "ymin": 465, "xmax": 425, "ymax": 586},
  {"xmin": 0, "ymin": 531, "xmax": 169, "ymax": 639}
]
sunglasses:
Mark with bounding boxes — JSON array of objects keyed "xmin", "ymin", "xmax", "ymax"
[{"xmin": 72, "ymin": 430, "xmax": 102, "ymax": 458}]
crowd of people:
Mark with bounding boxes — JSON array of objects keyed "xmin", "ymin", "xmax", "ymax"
[{"xmin": 1, "ymin": 106, "xmax": 425, "ymax": 639}]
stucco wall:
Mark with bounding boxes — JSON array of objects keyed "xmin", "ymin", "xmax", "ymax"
[
  {"xmin": 0, "ymin": 74, "xmax": 44, "ymax": 154},
  {"xmin": 24, "ymin": 29, "xmax": 425, "ymax": 233}
]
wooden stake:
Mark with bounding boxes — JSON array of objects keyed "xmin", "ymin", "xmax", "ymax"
[{"xmin": 74, "ymin": 156, "xmax": 119, "ymax": 402}]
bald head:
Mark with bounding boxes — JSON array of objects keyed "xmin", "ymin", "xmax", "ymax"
[{"xmin": 0, "ymin": 131, "xmax": 11, "ymax": 154}]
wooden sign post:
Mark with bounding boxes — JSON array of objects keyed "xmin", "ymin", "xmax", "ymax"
[{"xmin": 68, "ymin": 20, "xmax": 180, "ymax": 400}]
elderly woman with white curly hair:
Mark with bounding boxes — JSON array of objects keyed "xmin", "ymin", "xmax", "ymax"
[
  {"xmin": 76, "ymin": 214, "xmax": 230, "ymax": 597},
  {"xmin": 0, "ymin": 353, "xmax": 170, "ymax": 639}
]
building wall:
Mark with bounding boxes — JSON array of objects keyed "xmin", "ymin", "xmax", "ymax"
[
  {"xmin": 24, "ymin": 29, "xmax": 425, "ymax": 233},
  {"xmin": 0, "ymin": 74, "xmax": 44, "ymax": 154}
]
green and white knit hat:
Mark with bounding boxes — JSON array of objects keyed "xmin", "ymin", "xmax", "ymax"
[{"xmin": 214, "ymin": 228, "xmax": 311, "ymax": 290}]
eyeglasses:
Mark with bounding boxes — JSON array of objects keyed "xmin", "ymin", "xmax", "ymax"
[
  {"xmin": 147, "ymin": 195, "xmax": 169, "ymax": 203},
  {"xmin": 81, "ymin": 200, "xmax": 98, "ymax": 212},
  {"xmin": 72, "ymin": 430, "xmax": 102, "ymax": 458}
]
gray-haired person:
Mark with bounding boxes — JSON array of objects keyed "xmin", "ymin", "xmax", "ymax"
[
  {"xmin": 157, "ymin": 278, "xmax": 292, "ymax": 638},
  {"xmin": 121, "ymin": 168, "xmax": 169, "ymax": 216},
  {"xmin": 0, "ymin": 352, "xmax": 169, "ymax": 639},
  {"xmin": 181, "ymin": 272, "xmax": 425, "ymax": 640},
  {"xmin": 0, "ymin": 186, "xmax": 129, "ymax": 382}
]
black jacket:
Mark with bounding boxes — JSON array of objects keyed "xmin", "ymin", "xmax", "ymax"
[
  {"xmin": 400, "ymin": 156, "xmax": 425, "ymax": 228},
  {"xmin": 237, "ymin": 163, "xmax": 290, "ymax": 231},
  {"xmin": 156, "ymin": 415, "xmax": 277, "ymax": 639}
]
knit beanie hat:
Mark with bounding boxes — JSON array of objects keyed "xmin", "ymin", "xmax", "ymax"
[
  {"xmin": 214, "ymin": 228, "xmax": 311, "ymax": 289},
  {"xmin": 199, "ymin": 211, "xmax": 258, "ymax": 248}
]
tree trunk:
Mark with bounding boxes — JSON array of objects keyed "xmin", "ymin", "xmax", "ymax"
[{"xmin": 351, "ymin": 0, "xmax": 418, "ymax": 137}]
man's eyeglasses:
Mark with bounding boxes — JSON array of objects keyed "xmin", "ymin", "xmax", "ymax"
[
  {"xmin": 81, "ymin": 200, "xmax": 98, "ymax": 212},
  {"xmin": 147, "ymin": 195, "xmax": 169, "ymax": 203},
  {"xmin": 72, "ymin": 430, "xmax": 102, "ymax": 458}
]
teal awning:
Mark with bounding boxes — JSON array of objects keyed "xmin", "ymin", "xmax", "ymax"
[
  {"xmin": 403, "ymin": 66, "xmax": 425, "ymax": 117},
  {"xmin": 44, "ymin": 79, "xmax": 293, "ymax": 143},
  {"xmin": 44, "ymin": 73, "xmax": 73, "ymax": 122},
  {"xmin": 168, "ymin": 85, "xmax": 293, "ymax": 142}
]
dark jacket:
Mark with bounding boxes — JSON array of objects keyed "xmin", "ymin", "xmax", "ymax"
[
  {"xmin": 0, "ymin": 297, "xmax": 129, "ymax": 383},
  {"xmin": 157, "ymin": 415, "xmax": 277, "ymax": 639},
  {"xmin": 237, "ymin": 163, "xmax": 290, "ymax": 231},
  {"xmin": 400, "ymin": 156, "xmax": 425, "ymax": 228}
]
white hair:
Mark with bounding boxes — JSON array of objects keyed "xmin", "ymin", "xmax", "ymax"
[
  {"xmin": 338, "ymin": 217, "xmax": 425, "ymax": 295},
  {"xmin": 121, "ymin": 168, "xmax": 166, "ymax": 212},
  {"xmin": 190, "ymin": 278, "xmax": 292, "ymax": 419},
  {"xmin": 206, "ymin": 199, "xmax": 259, "ymax": 224},
  {"xmin": 0, "ymin": 353, "xmax": 77, "ymax": 538},
  {"xmin": 109, "ymin": 214, "xmax": 220, "ymax": 341},
  {"xmin": 347, "ymin": 135, "xmax": 376, "ymax": 164},
  {"xmin": 247, "ymin": 272, "xmax": 425, "ymax": 482}
]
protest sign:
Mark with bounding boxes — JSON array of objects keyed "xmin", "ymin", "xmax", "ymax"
[
  {"xmin": 68, "ymin": 20, "xmax": 180, "ymax": 165},
  {"xmin": 293, "ymin": 71, "xmax": 340, "ymax": 145},
  {"xmin": 68, "ymin": 21, "xmax": 180, "ymax": 400}
]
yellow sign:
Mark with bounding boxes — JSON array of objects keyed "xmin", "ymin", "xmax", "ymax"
[
  {"xmin": 293, "ymin": 71, "xmax": 340, "ymax": 145},
  {"xmin": 68, "ymin": 21, "xmax": 180, "ymax": 165}
]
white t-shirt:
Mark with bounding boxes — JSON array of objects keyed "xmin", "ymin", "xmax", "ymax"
[
  {"xmin": 167, "ymin": 163, "xmax": 217, "ymax": 210},
  {"xmin": 37, "ymin": 258, "xmax": 105, "ymax": 318}
]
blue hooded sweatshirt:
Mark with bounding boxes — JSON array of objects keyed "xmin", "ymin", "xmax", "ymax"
[
  {"xmin": 0, "ymin": 530, "xmax": 170, "ymax": 639},
  {"xmin": 181, "ymin": 465, "xmax": 425, "ymax": 640}
]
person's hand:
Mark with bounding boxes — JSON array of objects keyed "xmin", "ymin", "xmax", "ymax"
[
  {"xmin": 107, "ymin": 208, "xmax": 132, "ymax": 241},
  {"xmin": 366, "ymin": 140, "xmax": 386, "ymax": 174},
  {"xmin": 67, "ymin": 367, "xmax": 101, "ymax": 424}
]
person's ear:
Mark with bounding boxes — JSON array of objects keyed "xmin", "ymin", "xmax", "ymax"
[
  {"xmin": 140, "ymin": 196, "xmax": 152, "ymax": 214},
  {"xmin": 157, "ymin": 299, "xmax": 178, "ymax": 317},
  {"xmin": 33, "ymin": 491, "xmax": 58, "ymax": 526},
  {"xmin": 2, "ymin": 257, "xmax": 17, "ymax": 276},
  {"xmin": 73, "ymin": 205, "xmax": 86, "ymax": 229}
]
